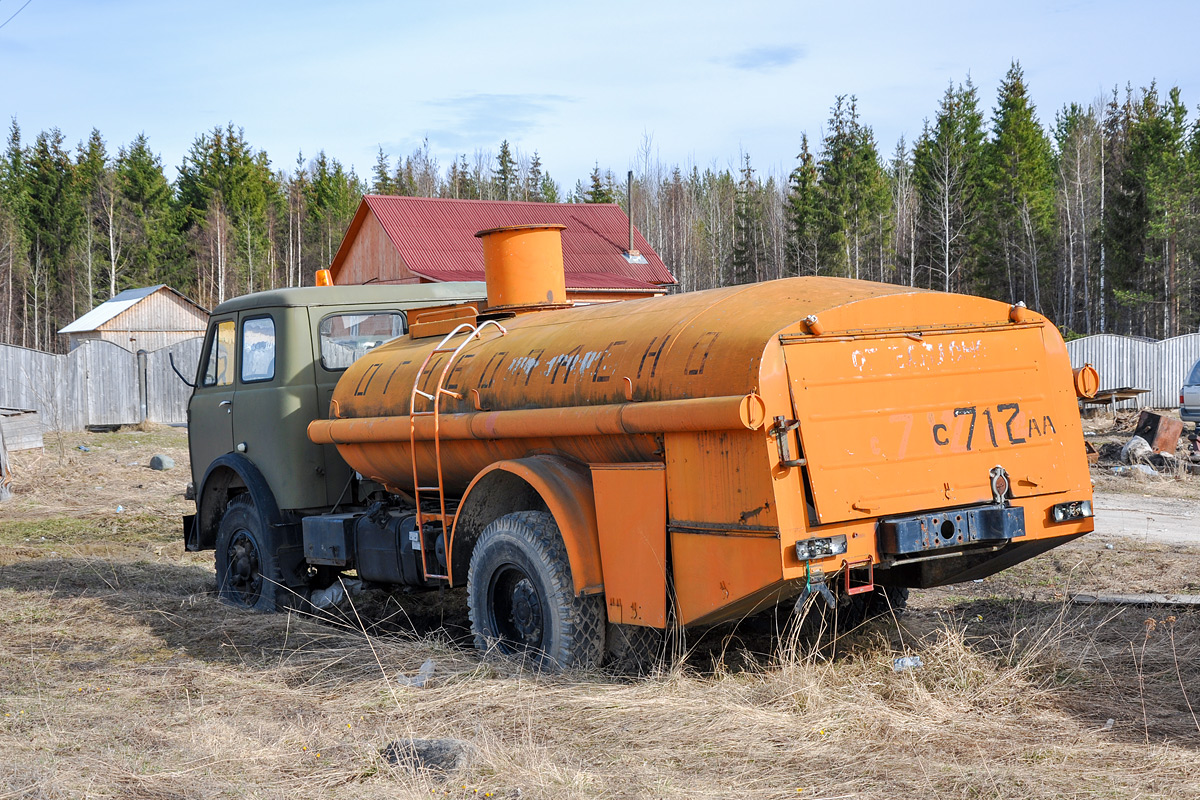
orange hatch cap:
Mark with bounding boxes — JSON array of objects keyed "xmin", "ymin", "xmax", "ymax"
[{"xmin": 474, "ymin": 224, "xmax": 570, "ymax": 312}]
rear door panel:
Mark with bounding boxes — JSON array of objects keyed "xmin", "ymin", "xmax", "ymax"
[{"xmin": 784, "ymin": 323, "xmax": 1075, "ymax": 524}]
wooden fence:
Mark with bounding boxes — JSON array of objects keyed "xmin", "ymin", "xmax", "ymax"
[{"xmin": 0, "ymin": 338, "xmax": 202, "ymax": 431}]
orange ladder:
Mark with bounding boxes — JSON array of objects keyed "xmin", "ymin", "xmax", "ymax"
[{"xmin": 408, "ymin": 320, "xmax": 507, "ymax": 581}]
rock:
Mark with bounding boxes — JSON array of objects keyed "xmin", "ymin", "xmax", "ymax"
[
  {"xmin": 149, "ymin": 454, "xmax": 175, "ymax": 471},
  {"xmin": 1120, "ymin": 435, "xmax": 1152, "ymax": 464},
  {"xmin": 381, "ymin": 738, "xmax": 476, "ymax": 773}
]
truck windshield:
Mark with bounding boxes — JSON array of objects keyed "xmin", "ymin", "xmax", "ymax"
[{"xmin": 320, "ymin": 312, "xmax": 406, "ymax": 370}]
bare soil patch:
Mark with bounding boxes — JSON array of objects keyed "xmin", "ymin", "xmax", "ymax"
[{"xmin": 1, "ymin": 427, "xmax": 1198, "ymax": 799}]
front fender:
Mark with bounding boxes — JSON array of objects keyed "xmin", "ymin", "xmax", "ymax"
[{"xmin": 191, "ymin": 453, "xmax": 284, "ymax": 551}]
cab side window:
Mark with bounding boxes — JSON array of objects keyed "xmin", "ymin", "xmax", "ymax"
[
  {"xmin": 319, "ymin": 312, "xmax": 406, "ymax": 371},
  {"xmin": 241, "ymin": 316, "xmax": 276, "ymax": 383},
  {"xmin": 202, "ymin": 320, "xmax": 236, "ymax": 387}
]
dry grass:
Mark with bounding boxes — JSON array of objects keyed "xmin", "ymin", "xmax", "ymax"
[{"xmin": 2, "ymin": 427, "xmax": 1199, "ymax": 798}]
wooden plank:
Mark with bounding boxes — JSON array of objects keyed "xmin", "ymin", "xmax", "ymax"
[
  {"xmin": 1072, "ymin": 593, "xmax": 1200, "ymax": 606},
  {"xmin": 0, "ymin": 409, "xmax": 43, "ymax": 451}
]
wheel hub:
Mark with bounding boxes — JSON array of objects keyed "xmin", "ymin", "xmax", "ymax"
[
  {"xmin": 509, "ymin": 578, "xmax": 542, "ymax": 641},
  {"xmin": 227, "ymin": 530, "xmax": 262, "ymax": 602},
  {"xmin": 490, "ymin": 565, "xmax": 544, "ymax": 650}
]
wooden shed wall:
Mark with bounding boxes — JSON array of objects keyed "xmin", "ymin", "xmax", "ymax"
[
  {"xmin": 74, "ymin": 290, "xmax": 207, "ymax": 352},
  {"xmin": 97, "ymin": 290, "xmax": 206, "ymax": 333},
  {"xmin": 334, "ymin": 213, "xmax": 419, "ymax": 285}
]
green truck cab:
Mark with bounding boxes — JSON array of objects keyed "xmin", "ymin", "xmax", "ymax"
[{"xmin": 183, "ymin": 282, "xmax": 486, "ymax": 610}]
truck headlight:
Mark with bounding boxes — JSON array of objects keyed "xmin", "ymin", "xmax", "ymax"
[
  {"xmin": 795, "ymin": 535, "xmax": 848, "ymax": 561},
  {"xmin": 1051, "ymin": 500, "xmax": 1093, "ymax": 522}
]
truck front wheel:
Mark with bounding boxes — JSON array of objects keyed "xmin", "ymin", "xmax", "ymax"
[
  {"xmin": 466, "ymin": 511, "xmax": 604, "ymax": 669},
  {"xmin": 215, "ymin": 495, "xmax": 283, "ymax": 612}
]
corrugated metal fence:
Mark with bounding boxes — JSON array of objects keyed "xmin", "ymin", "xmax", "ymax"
[
  {"xmin": 0, "ymin": 338, "xmax": 202, "ymax": 431},
  {"xmin": 1066, "ymin": 333, "xmax": 1200, "ymax": 408}
]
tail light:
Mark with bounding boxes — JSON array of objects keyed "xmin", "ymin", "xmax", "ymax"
[{"xmin": 1051, "ymin": 500, "xmax": 1093, "ymax": 523}]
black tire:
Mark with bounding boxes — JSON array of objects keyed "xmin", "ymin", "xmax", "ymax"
[
  {"xmin": 466, "ymin": 511, "xmax": 605, "ymax": 669},
  {"xmin": 604, "ymin": 622, "xmax": 664, "ymax": 675},
  {"xmin": 215, "ymin": 495, "xmax": 284, "ymax": 612}
]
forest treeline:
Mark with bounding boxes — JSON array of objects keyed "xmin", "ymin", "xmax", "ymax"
[{"xmin": 1, "ymin": 62, "xmax": 1198, "ymax": 353}]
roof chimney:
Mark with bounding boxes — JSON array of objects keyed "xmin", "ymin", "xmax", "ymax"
[
  {"xmin": 474, "ymin": 224, "xmax": 570, "ymax": 312},
  {"xmin": 626, "ymin": 170, "xmax": 638, "ymax": 258}
]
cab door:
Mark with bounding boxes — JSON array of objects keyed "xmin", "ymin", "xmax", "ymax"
[
  {"xmin": 230, "ymin": 309, "xmax": 326, "ymax": 512},
  {"xmin": 188, "ymin": 316, "xmax": 237, "ymax": 486}
]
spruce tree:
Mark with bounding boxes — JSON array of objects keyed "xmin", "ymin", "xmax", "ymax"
[
  {"xmin": 731, "ymin": 153, "xmax": 764, "ymax": 284},
  {"xmin": 24, "ymin": 128, "xmax": 82, "ymax": 347},
  {"xmin": 75, "ymin": 129, "xmax": 107, "ymax": 306},
  {"xmin": 980, "ymin": 62, "xmax": 1055, "ymax": 309},
  {"xmin": 585, "ymin": 164, "xmax": 617, "ymax": 203},
  {"xmin": 817, "ymin": 96, "xmax": 890, "ymax": 279},
  {"xmin": 913, "ymin": 80, "xmax": 985, "ymax": 292},
  {"xmin": 785, "ymin": 134, "xmax": 820, "ymax": 276},
  {"xmin": 495, "ymin": 140, "xmax": 517, "ymax": 200},
  {"xmin": 525, "ymin": 151, "xmax": 543, "ymax": 201},
  {"xmin": 371, "ymin": 147, "xmax": 394, "ymax": 195},
  {"xmin": 117, "ymin": 134, "xmax": 178, "ymax": 290}
]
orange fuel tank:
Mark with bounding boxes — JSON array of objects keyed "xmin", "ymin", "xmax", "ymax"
[{"xmin": 309, "ymin": 226, "xmax": 1094, "ymax": 628}]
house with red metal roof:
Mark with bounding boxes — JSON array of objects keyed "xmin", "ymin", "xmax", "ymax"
[{"xmin": 327, "ymin": 195, "xmax": 676, "ymax": 303}]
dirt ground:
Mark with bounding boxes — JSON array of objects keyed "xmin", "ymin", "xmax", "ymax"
[{"xmin": 1, "ymin": 426, "xmax": 1199, "ymax": 799}]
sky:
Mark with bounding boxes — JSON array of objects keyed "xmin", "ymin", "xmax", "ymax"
[{"xmin": 2, "ymin": 0, "xmax": 1199, "ymax": 188}]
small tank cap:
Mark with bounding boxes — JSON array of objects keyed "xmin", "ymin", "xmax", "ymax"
[{"xmin": 474, "ymin": 223, "xmax": 567, "ymax": 238}]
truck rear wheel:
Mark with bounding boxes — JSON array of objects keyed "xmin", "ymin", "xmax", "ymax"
[
  {"xmin": 215, "ymin": 495, "xmax": 283, "ymax": 612},
  {"xmin": 466, "ymin": 511, "xmax": 604, "ymax": 669},
  {"xmin": 604, "ymin": 622, "xmax": 664, "ymax": 674}
]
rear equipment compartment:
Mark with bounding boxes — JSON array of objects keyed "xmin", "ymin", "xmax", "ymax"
[{"xmin": 781, "ymin": 322, "xmax": 1075, "ymax": 525}]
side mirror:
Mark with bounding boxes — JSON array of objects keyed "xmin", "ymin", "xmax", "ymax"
[{"xmin": 169, "ymin": 351, "xmax": 197, "ymax": 389}]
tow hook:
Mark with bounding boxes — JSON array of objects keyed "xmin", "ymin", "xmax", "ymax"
[{"xmin": 795, "ymin": 566, "xmax": 837, "ymax": 612}]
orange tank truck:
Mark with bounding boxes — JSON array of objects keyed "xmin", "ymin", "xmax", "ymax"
[{"xmin": 307, "ymin": 224, "xmax": 1095, "ymax": 668}]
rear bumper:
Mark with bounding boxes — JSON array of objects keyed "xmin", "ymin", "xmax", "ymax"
[
  {"xmin": 878, "ymin": 504, "xmax": 1025, "ymax": 555},
  {"xmin": 1181, "ymin": 405, "xmax": 1200, "ymax": 423}
]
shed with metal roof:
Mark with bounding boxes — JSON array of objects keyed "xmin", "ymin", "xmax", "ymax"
[
  {"xmin": 328, "ymin": 196, "xmax": 675, "ymax": 303},
  {"xmin": 58, "ymin": 285, "xmax": 209, "ymax": 352}
]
